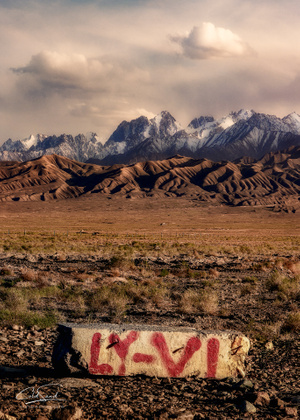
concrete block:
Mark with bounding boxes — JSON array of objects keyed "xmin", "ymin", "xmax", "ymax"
[{"xmin": 52, "ymin": 323, "xmax": 250, "ymax": 379}]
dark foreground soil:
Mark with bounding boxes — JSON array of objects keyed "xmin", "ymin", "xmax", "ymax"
[{"xmin": 0, "ymin": 253, "xmax": 299, "ymax": 419}]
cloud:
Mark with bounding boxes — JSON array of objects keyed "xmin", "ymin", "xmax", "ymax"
[
  {"xmin": 12, "ymin": 51, "xmax": 94, "ymax": 90},
  {"xmin": 172, "ymin": 22, "xmax": 252, "ymax": 59},
  {"xmin": 11, "ymin": 50, "xmax": 149, "ymax": 98},
  {"xmin": 1, "ymin": 0, "xmax": 300, "ymax": 144},
  {"xmin": 5, "ymin": 50, "xmax": 153, "ymax": 140}
]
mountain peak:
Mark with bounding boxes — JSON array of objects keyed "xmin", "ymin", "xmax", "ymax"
[
  {"xmin": 282, "ymin": 112, "xmax": 300, "ymax": 130},
  {"xmin": 188, "ymin": 116, "xmax": 215, "ymax": 130},
  {"xmin": 150, "ymin": 111, "xmax": 182, "ymax": 136},
  {"xmin": 1, "ymin": 109, "xmax": 300, "ymax": 165},
  {"xmin": 230, "ymin": 109, "xmax": 254, "ymax": 120}
]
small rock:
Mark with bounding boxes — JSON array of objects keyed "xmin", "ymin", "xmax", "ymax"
[
  {"xmin": 177, "ymin": 411, "xmax": 195, "ymax": 420},
  {"xmin": 285, "ymin": 407, "xmax": 298, "ymax": 417},
  {"xmin": 255, "ymin": 391, "xmax": 270, "ymax": 406},
  {"xmin": 16, "ymin": 350, "xmax": 25, "ymax": 358},
  {"xmin": 58, "ymin": 378, "xmax": 99, "ymax": 388},
  {"xmin": 52, "ymin": 406, "xmax": 82, "ymax": 420},
  {"xmin": 158, "ymin": 412, "xmax": 169, "ymax": 420},
  {"xmin": 4, "ymin": 415, "xmax": 17, "ymax": 420},
  {"xmin": 27, "ymin": 377, "xmax": 37, "ymax": 385},
  {"xmin": 274, "ymin": 397, "xmax": 285, "ymax": 409},
  {"xmin": 239, "ymin": 379, "xmax": 254, "ymax": 389},
  {"xmin": 34, "ymin": 340, "xmax": 44, "ymax": 346},
  {"xmin": 241, "ymin": 400, "xmax": 257, "ymax": 414},
  {"xmin": 2, "ymin": 384, "xmax": 14, "ymax": 390},
  {"xmin": 265, "ymin": 341, "xmax": 274, "ymax": 351},
  {"xmin": 119, "ymin": 405, "xmax": 134, "ymax": 415},
  {"xmin": 12, "ymin": 325, "xmax": 19, "ymax": 331},
  {"xmin": 291, "ymin": 395, "xmax": 300, "ymax": 405},
  {"xmin": 0, "ymin": 336, "xmax": 8, "ymax": 342}
]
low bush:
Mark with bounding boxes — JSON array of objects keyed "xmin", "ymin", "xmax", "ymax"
[
  {"xmin": 266, "ymin": 271, "xmax": 300, "ymax": 300},
  {"xmin": 281, "ymin": 312, "xmax": 300, "ymax": 333},
  {"xmin": 179, "ymin": 288, "xmax": 218, "ymax": 315},
  {"xmin": 0, "ymin": 309, "xmax": 58, "ymax": 328}
]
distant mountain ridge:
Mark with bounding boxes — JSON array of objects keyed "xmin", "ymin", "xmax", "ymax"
[
  {"xmin": 0, "ymin": 146, "xmax": 299, "ymax": 210},
  {"xmin": 1, "ymin": 110, "xmax": 300, "ymax": 164}
]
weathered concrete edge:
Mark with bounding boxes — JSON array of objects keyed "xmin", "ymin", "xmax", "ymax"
[
  {"xmin": 57, "ymin": 322, "xmax": 247, "ymax": 335},
  {"xmin": 52, "ymin": 323, "xmax": 251, "ymax": 379}
]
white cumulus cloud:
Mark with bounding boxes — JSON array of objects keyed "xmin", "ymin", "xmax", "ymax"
[
  {"xmin": 172, "ymin": 22, "xmax": 252, "ymax": 59},
  {"xmin": 11, "ymin": 50, "xmax": 149, "ymax": 95}
]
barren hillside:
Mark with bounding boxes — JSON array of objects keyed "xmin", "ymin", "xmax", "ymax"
[{"xmin": 0, "ymin": 147, "xmax": 299, "ymax": 208}]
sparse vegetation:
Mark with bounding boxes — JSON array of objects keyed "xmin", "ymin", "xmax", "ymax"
[
  {"xmin": 0, "ymin": 201, "xmax": 298, "ymax": 344},
  {"xmin": 179, "ymin": 288, "xmax": 219, "ymax": 315},
  {"xmin": 0, "ymin": 197, "xmax": 299, "ymax": 419},
  {"xmin": 0, "ymin": 308, "xmax": 58, "ymax": 329},
  {"xmin": 281, "ymin": 311, "xmax": 300, "ymax": 333},
  {"xmin": 265, "ymin": 271, "xmax": 300, "ymax": 300}
]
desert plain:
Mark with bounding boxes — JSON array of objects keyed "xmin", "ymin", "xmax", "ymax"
[{"xmin": 0, "ymin": 196, "xmax": 299, "ymax": 419}]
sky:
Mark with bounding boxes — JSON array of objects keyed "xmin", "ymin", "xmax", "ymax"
[{"xmin": 1, "ymin": 0, "xmax": 300, "ymax": 143}]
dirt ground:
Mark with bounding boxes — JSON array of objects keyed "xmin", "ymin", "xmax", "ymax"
[{"xmin": 0, "ymin": 197, "xmax": 299, "ymax": 419}]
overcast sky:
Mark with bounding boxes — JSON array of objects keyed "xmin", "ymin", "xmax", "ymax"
[{"xmin": 1, "ymin": 0, "xmax": 300, "ymax": 143}]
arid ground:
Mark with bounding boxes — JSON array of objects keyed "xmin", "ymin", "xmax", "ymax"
[{"xmin": 0, "ymin": 197, "xmax": 299, "ymax": 419}]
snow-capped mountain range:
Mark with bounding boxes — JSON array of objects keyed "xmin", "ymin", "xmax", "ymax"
[{"xmin": 1, "ymin": 109, "xmax": 300, "ymax": 164}]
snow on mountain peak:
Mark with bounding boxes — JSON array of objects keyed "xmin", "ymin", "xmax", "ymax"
[
  {"xmin": 217, "ymin": 109, "xmax": 252, "ymax": 130},
  {"xmin": 286, "ymin": 111, "xmax": 300, "ymax": 118},
  {"xmin": 1, "ymin": 109, "xmax": 300, "ymax": 165},
  {"xmin": 86, "ymin": 132, "xmax": 104, "ymax": 145},
  {"xmin": 232, "ymin": 109, "xmax": 254, "ymax": 120},
  {"xmin": 150, "ymin": 111, "xmax": 182, "ymax": 136},
  {"xmin": 21, "ymin": 134, "xmax": 39, "ymax": 149},
  {"xmin": 151, "ymin": 113, "xmax": 163, "ymax": 129},
  {"xmin": 281, "ymin": 114, "xmax": 300, "ymax": 134}
]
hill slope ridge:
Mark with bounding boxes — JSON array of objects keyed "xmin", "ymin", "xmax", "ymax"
[{"xmin": 0, "ymin": 147, "xmax": 299, "ymax": 209}]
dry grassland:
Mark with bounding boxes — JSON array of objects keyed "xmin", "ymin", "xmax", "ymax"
[
  {"xmin": 0, "ymin": 196, "xmax": 299, "ymax": 256},
  {"xmin": 0, "ymin": 196, "xmax": 299, "ymax": 418},
  {"xmin": 0, "ymin": 196, "xmax": 298, "ymax": 332}
]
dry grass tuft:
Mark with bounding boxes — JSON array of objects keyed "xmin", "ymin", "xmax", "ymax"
[
  {"xmin": 3, "ymin": 289, "xmax": 29, "ymax": 312},
  {"xmin": 0, "ymin": 266, "xmax": 15, "ymax": 276},
  {"xmin": 281, "ymin": 312, "xmax": 300, "ymax": 333},
  {"xmin": 208, "ymin": 268, "xmax": 220, "ymax": 278},
  {"xmin": 88, "ymin": 285, "xmax": 130, "ymax": 321},
  {"xmin": 20, "ymin": 268, "xmax": 37, "ymax": 282},
  {"xmin": 179, "ymin": 289, "xmax": 218, "ymax": 315},
  {"xmin": 240, "ymin": 283, "xmax": 257, "ymax": 296},
  {"xmin": 284, "ymin": 260, "xmax": 300, "ymax": 274},
  {"xmin": 266, "ymin": 271, "xmax": 300, "ymax": 300}
]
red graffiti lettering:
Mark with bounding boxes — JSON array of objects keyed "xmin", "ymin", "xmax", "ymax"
[
  {"xmin": 151, "ymin": 332, "xmax": 201, "ymax": 377},
  {"xmin": 206, "ymin": 338, "xmax": 220, "ymax": 378},
  {"xmin": 89, "ymin": 333, "xmax": 113, "ymax": 375},
  {"xmin": 132, "ymin": 353, "xmax": 156, "ymax": 364},
  {"xmin": 109, "ymin": 331, "xmax": 139, "ymax": 375}
]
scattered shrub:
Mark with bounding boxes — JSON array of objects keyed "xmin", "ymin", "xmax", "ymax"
[
  {"xmin": 159, "ymin": 268, "xmax": 169, "ymax": 277},
  {"xmin": 266, "ymin": 271, "xmax": 300, "ymax": 300},
  {"xmin": 0, "ymin": 266, "xmax": 14, "ymax": 276},
  {"xmin": 240, "ymin": 283, "xmax": 256, "ymax": 296},
  {"xmin": 281, "ymin": 312, "xmax": 300, "ymax": 333},
  {"xmin": 179, "ymin": 288, "xmax": 218, "ymax": 315},
  {"xmin": 242, "ymin": 276, "xmax": 258, "ymax": 284},
  {"xmin": 20, "ymin": 268, "xmax": 37, "ymax": 282},
  {"xmin": 87, "ymin": 284, "xmax": 130, "ymax": 320},
  {"xmin": 208, "ymin": 268, "xmax": 220, "ymax": 278},
  {"xmin": 0, "ymin": 309, "xmax": 58, "ymax": 329}
]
